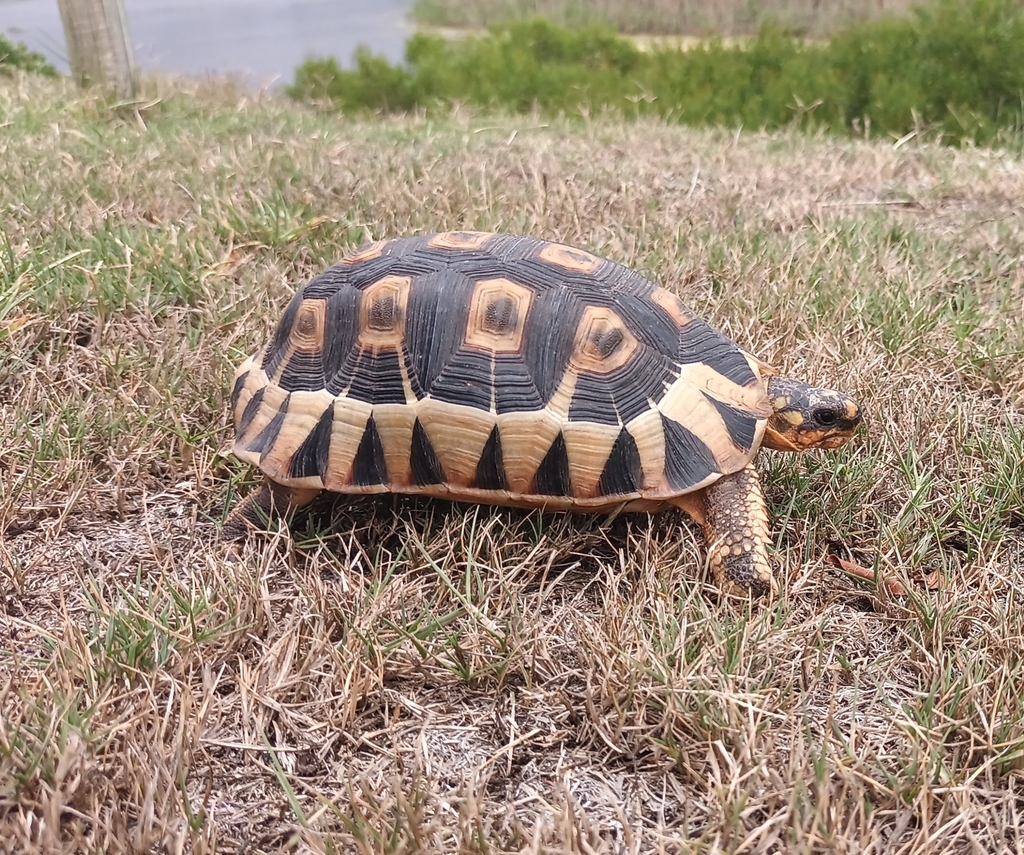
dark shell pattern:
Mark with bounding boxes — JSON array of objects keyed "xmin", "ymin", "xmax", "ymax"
[{"xmin": 231, "ymin": 232, "xmax": 772, "ymax": 507}]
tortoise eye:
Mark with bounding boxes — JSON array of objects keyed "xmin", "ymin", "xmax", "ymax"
[{"xmin": 814, "ymin": 409, "xmax": 838, "ymax": 426}]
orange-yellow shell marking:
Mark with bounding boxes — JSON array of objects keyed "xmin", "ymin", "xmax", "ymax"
[
  {"xmin": 357, "ymin": 276, "xmax": 410, "ymax": 350},
  {"xmin": 464, "ymin": 279, "xmax": 534, "ymax": 354},
  {"xmin": 569, "ymin": 306, "xmax": 639, "ymax": 375},
  {"xmin": 538, "ymin": 242, "xmax": 603, "ymax": 274},
  {"xmin": 340, "ymin": 240, "xmax": 386, "ymax": 264},
  {"xmin": 427, "ymin": 231, "xmax": 494, "ymax": 252}
]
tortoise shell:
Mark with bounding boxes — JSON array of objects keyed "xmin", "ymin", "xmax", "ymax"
[{"xmin": 231, "ymin": 232, "xmax": 773, "ymax": 509}]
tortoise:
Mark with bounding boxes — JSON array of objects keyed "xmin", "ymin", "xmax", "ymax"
[{"xmin": 226, "ymin": 232, "xmax": 862, "ymax": 597}]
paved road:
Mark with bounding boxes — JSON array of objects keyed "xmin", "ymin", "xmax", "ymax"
[{"xmin": 0, "ymin": 0, "xmax": 416, "ymax": 86}]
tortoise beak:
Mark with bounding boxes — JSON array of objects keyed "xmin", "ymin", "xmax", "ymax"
[
  {"xmin": 816, "ymin": 400, "xmax": 863, "ymax": 447},
  {"xmin": 841, "ymin": 400, "xmax": 862, "ymax": 430}
]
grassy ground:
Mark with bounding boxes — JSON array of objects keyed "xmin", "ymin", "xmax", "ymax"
[
  {"xmin": 1, "ymin": 72, "xmax": 1023, "ymax": 853},
  {"xmin": 409, "ymin": 0, "xmax": 921, "ymax": 37}
]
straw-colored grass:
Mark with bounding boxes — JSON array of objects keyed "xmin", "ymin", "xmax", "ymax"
[
  {"xmin": 409, "ymin": 0, "xmax": 922, "ymax": 36},
  {"xmin": 1, "ymin": 72, "xmax": 1023, "ymax": 852}
]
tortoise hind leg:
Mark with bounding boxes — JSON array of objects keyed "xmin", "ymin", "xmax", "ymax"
[
  {"xmin": 670, "ymin": 463, "xmax": 777, "ymax": 599},
  {"xmin": 222, "ymin": 477, "xmax": 322, "ymax": 542}
]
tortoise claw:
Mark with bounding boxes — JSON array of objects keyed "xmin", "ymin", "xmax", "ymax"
[{"xmin": 222, "ymin": 479, "xmax": 321, "ymax": 542}]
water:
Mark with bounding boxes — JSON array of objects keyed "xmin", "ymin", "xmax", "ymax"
[{"xmin": 0, "ymin": 0, "xmax": 416, "ymax": 86}]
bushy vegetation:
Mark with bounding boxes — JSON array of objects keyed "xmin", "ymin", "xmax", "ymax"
[
  {"xmin": 0, "ymin": 34, "xmax": 57, "ymax": 77},
  {"xmin": 292, "ymin": 0, "xmax": 1024, "ymax": 147},
  {"xmin": 411, "ymin": 0, "xmax": 919, "ymax": 37}
]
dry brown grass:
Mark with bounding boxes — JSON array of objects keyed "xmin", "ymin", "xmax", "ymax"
[
  {"xmin": 409, "ymin": 0, "xmax": 923, "ymax": 37},
  {"xmin": 1, "ymin": 73, "xmax": 1023, "ymax": 852}
]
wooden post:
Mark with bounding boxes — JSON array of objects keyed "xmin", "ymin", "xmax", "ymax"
[{"xmin": 56, "ymin": 0, "xmax": 136, "ymax": 98}]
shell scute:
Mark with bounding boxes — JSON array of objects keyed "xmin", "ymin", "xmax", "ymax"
[
  {"xmin": 410, "ymin": 419, "xmax": 446, "ymax": 486},
  {"xmin": 677, "ymin": 316, "xmax": 763, "ymax": 391},
  {"xmin": 403, "ymin": 269, "xmax": 473, "ymax": 393},
  {"xmin": 474, "ymin": 426, "xmax": 508, "ymax": 491},
  {"xmin": 532, "ymin": 432, "xmax": 572, "ymax": 496},
  {"xmin": 598, "ymin": 429, "xmax": 644, "ymax": 497},
  {"xmin": 350, "ymin": 416, "xmax": 388, "ymax": 487},
  {"xmin": 537, "ymin": 242, "xmax": 604, "ymax": 275},
  {"xmin": 326, "ymin": 347, "xmax": 406, "ymax": 405},
  {"xmin": 492, "ymin": 355, "xmax": 545, "ymax": 414},
  {"xmin": 289, "ymin": 404, "xmax": 334, "ymax": 481}
]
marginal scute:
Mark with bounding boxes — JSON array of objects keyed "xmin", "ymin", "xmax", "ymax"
[
  {"xmin": 676, "ymin": 360, "xmax": 772, "ymax": 421},
  {"xmin": 372, "ymin": 403, "xmax": 419, "ymax": 486},
  {"xmin": 658, "ymin": 368, "xmax": 758, "ymax": 471},
  {"xmin": 236, "ymin": 384, "xmax": 289, "ymax": 450},
  {"xmin": 660, "ymin": 414, "xmax": 720, "ymax": 492},
  {"xmin": 410, "ymin": 419, "xmax": 446, "ymax": 486},
  {"xmin": 418, "ymin": 399, "xmax": 497, "ymax": 488},
  {"xmin": 533, "ymin": 432, "xmax": 572, "ymax": 496},
  {"xmin": 323, "ymin": 397, "xmax": 373, "ymax": 491},
  {"xmin": 231, "ymin": 358, "xmax": 260, "ymax": 426},
  {"xmin": 598, "ymin": 429, "xmax": 644, "ymax": 497},
  {"xmin": 474, "ymin": 426, "xmax": 508, "ymax": 491},
  {"xmin": 624, "ymin": 407, "xmax": 667, "ymax": 491},
  {"xmin": 650, "ymin": 288, "xmax": 691, "ymax": 326},
  {"xmin": 230, "ymin": 369, "xmax": 250, "ymax": 413},
  {"xmin": 250, "ymin": 397, "xmax": 289, "ymax": 460},
  {"xmin": 289, "ymin": 403, "xmax": 335, "ymax": 482},
  {"xmin": 494, "ymin": 409, "xmax": 562, "ymax": 493},
  {"xmin": 703, "ymin": 393, "xmax": 759, "ymax": 452},
  {"xmin": 561, "ymin": 420, "xmax": 621, "ymax": 498},
  {"xmin": 258, "ymin": 390, "xmax": 336, "ymax": 481},
  {"xmin": 235, "ymin": 386, "xmax": 265, "ymax": 444},
  {"xmin": 351, "ymin": 416, "xmax": 388, "ymax": 487}
]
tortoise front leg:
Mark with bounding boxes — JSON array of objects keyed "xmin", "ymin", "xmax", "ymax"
[
  {"xmin": 671, "ymin": 463, "xmax": 777, "ymax": 599},
  {"xmin": 222, "ymin": 477, "xmax": 322, "ymax": 542}
]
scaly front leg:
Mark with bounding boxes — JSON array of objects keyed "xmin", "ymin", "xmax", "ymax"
[{"xmin": 672, "ymin": 463, "xmax": 777, "ymax": 598}]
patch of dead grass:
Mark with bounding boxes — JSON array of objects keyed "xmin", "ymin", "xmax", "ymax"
[
  {"xmin": 1, "ymin": 73, "xmax": 1023, "ymax": 852},
  {"xmin": 409, "ymin": 0, "xmax": 922, "ymax": 37}
]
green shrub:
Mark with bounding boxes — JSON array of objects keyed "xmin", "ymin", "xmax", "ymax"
[
  {"xmin": 290, "ymin": 0, "xmax": 1024, "ymax": 146},
  {"xmin": 830, "ymin": 0, "xmax": 1024, "ymax": 141},
  {"xmin": 292, "ymin": 50, "xmax": 418, "ymax": 112},
  {"xmin": 0, "ymin": 34, "xmax": 58, "ymax": 77}
]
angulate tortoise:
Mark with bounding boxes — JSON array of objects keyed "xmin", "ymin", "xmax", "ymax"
[{"xmin": 226, "ymin": 232, "xmax": 862, "ymax": 597}]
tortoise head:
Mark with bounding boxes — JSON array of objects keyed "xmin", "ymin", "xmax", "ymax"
[{"xmin": 761, "ymin": 377, "xmax": 862, "ymax": 451}]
